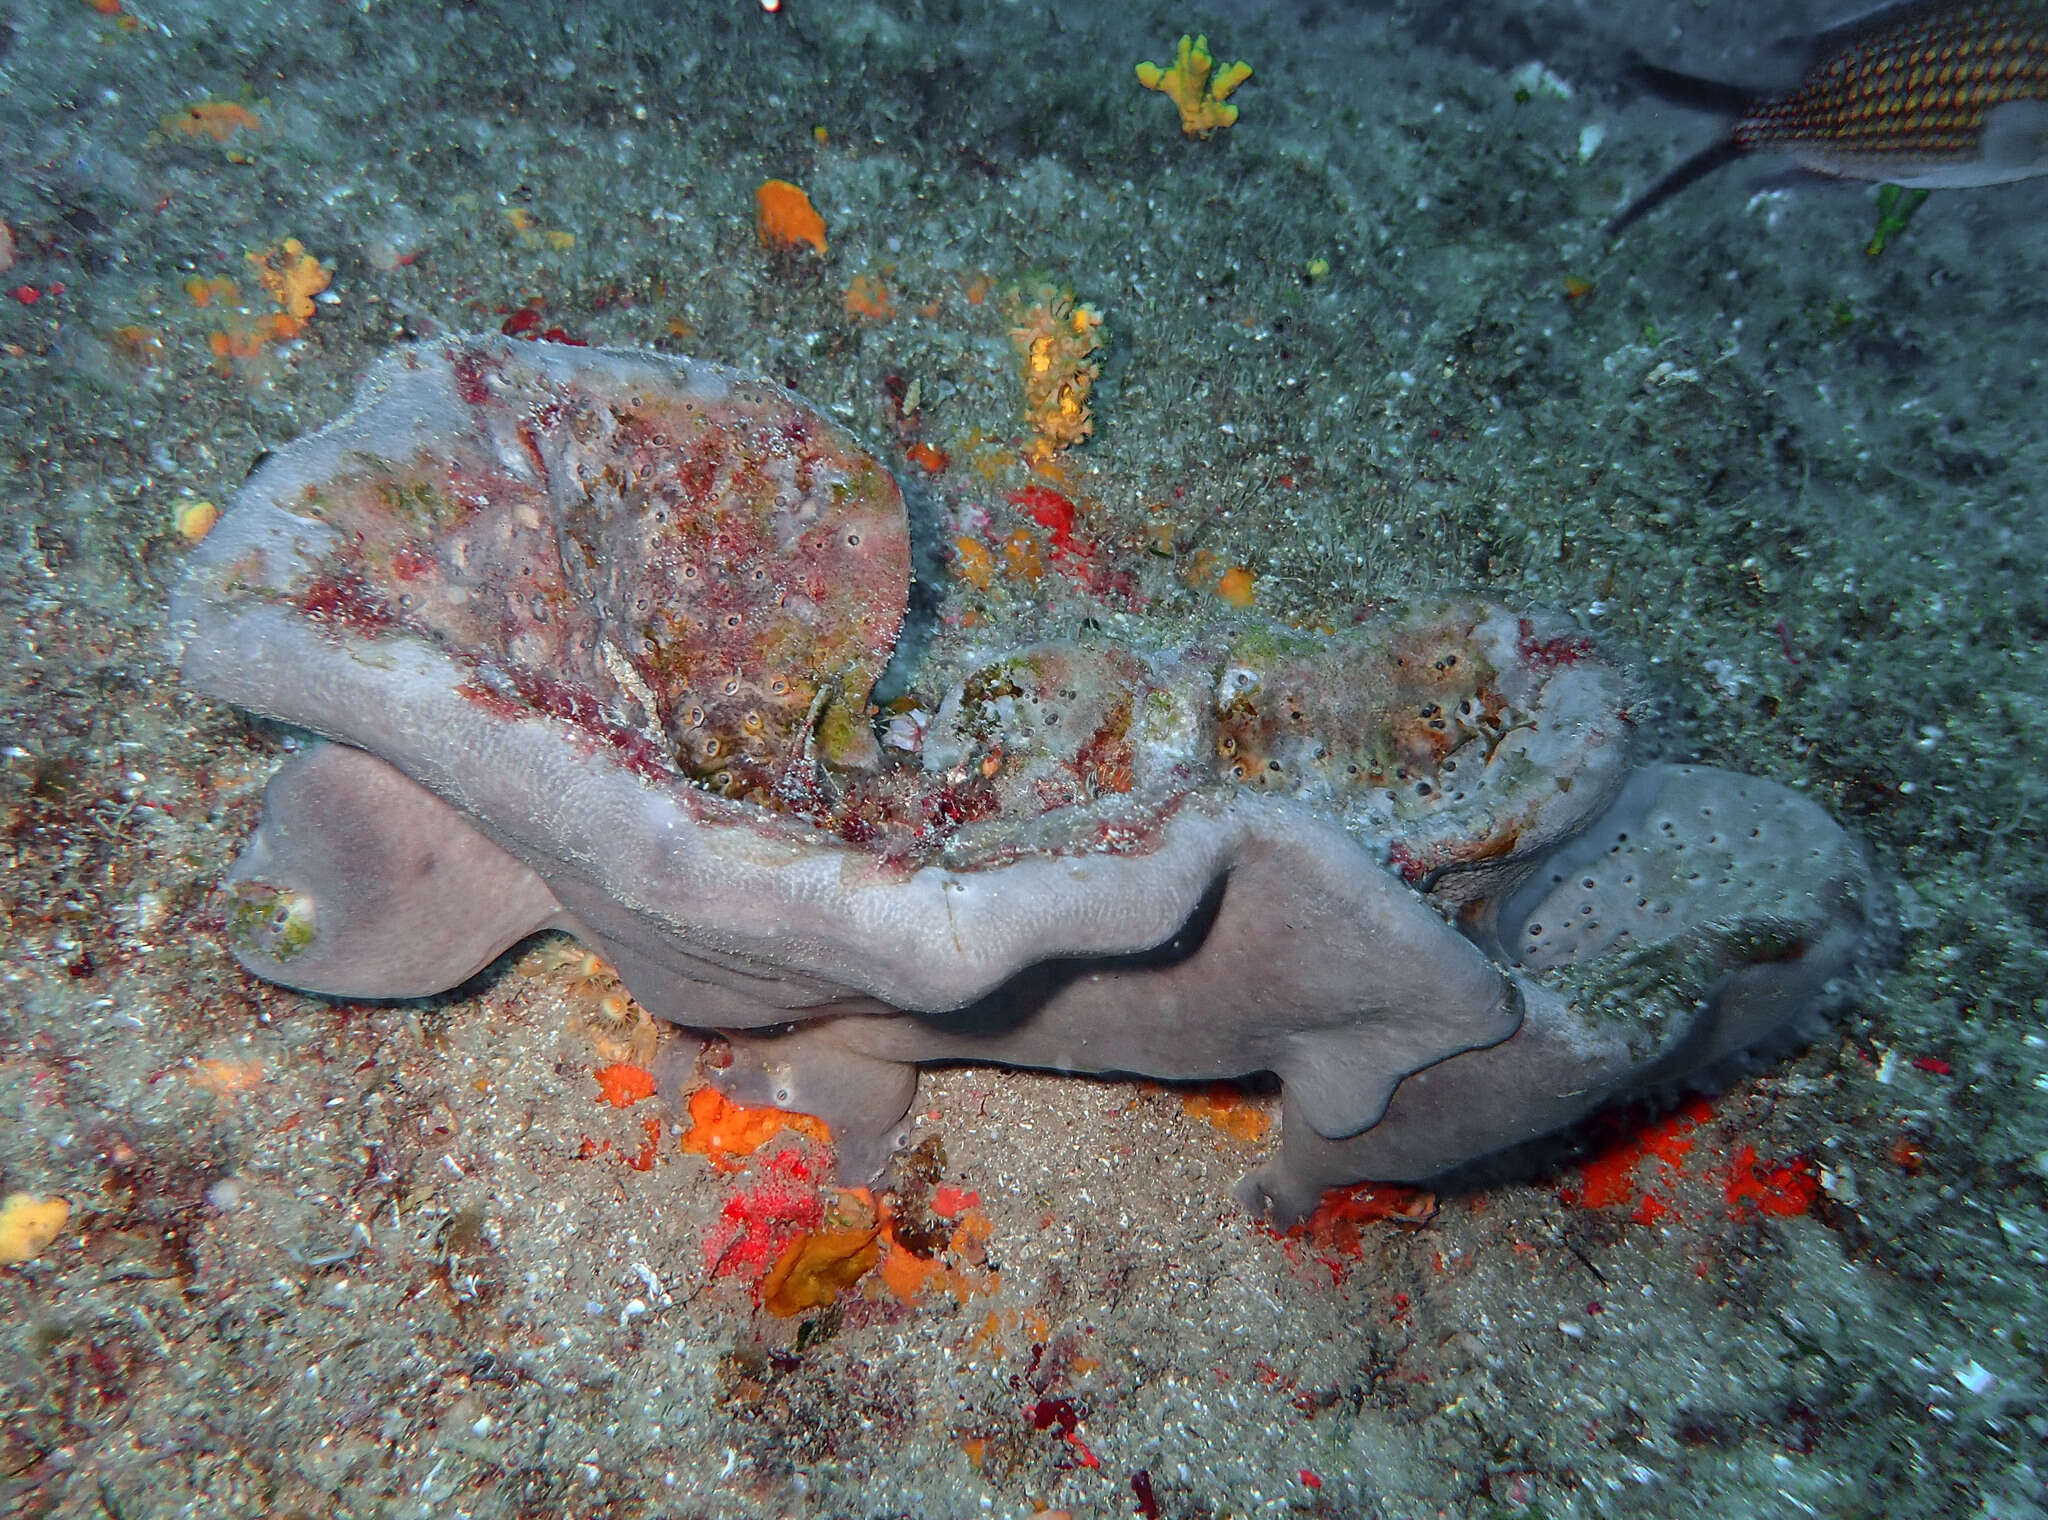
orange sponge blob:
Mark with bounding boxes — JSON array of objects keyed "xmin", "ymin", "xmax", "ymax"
[
  {"xmin": 681, "ymin": 1084, "xmax": 830, "ymax": 1168},
  {"xmin": 756, "ymin": 179, "xmax": 827, "ymax": 255},
  {"xmin": 761, "ymin": 1220, "xmax": 882, "ymax": 1315},
  {"xmin": 593, "ymin": 1062, "xmax": 657, "ymax": 1107}
]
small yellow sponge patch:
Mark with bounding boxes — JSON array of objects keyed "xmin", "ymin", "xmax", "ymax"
[
  {"xmin": 0, "ymin": 1192, "xmax": 70, "ymax": 1264},
  {"xmin": 1136, "ymin": 33, "xmax": 1253, "ymax": 136}
]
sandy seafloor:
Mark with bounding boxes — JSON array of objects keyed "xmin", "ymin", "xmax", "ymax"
[{"xmin": 2, "ymin": 0, "xmax": 2046, "ymax": 1515}]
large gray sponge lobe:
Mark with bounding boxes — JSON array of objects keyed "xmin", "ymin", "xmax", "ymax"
[{"xmin": 1501, "ymin": 763, "xmax": 1871, "ymax": 977}]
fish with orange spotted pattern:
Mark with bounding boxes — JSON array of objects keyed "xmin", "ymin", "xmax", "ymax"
[{"xmin": 1610, "ymin": 0, "xmax": 2048, "ymax": 233}]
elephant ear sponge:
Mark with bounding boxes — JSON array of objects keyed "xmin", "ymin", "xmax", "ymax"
[
  {"xmin": 206, "ymin": 335, "xmax": 910, "ymax": 805},
  {"xmin": 1501, "ymin": 763, "xmax": 1876, "ymax": 987},
  {"xmin": 175, "ymin": 336, "xmax": 1883, "ymax": 1223},
  {"xmin": 1492, "ymin": 762, "xmax": 1884, "ymax": 1084}
]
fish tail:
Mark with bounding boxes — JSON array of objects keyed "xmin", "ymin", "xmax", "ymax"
[
  {"xmin": 1606, "ymin": 137, "xmax": 1748, "ymax": 236},
  {"xmin": 1623, "ymin": 54, "xmax": 1768, "ymax": 116}
]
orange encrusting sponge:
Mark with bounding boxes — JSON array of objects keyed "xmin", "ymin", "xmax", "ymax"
[{"xmin": 755, "ymin": 179, "xmax": 827, "ymax": 254}]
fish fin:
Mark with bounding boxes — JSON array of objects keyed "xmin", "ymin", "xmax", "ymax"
[
  {"xmin": 1746, "ymin": 165, "xmax": 1859, "ymax": 194},
  {"xmin": 1804, "ymin": 0, "xmax": 1953, "ymax": 56},
  {"xmin": 1623, "ymin": 54, "xmax": 1763, "ymax": 116},
  {"xmin": 1607, "ymin": 137, "xmax": 1747, "ymax": 237},
  {"xmin": 1979, "ymin": 98, "xmax": 2048, "ymax": 179}
]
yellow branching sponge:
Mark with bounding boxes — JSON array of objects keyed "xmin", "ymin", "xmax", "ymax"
[
  {"xmin": 1136, "ymin": 33, "xmax": 1253, "ymax": 136},
  {"xmin": 1008, "ymin": 283, "xmax": 1105, "ymax": 459}
]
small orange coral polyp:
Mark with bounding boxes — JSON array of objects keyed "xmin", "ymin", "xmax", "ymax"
[
  {"xmin": 203, "ymin": 240, "xmax": 330, "ymax": 360},
  {"xmin": 953, "ymin": 537, "xmax": 994, "ymax": 590},
  {"xmin": 1001, "ymin": 529, "xmax": 1044, "ymax": 583},
  {"xmin": 184, "ymin": 275, "xmax": 238, "ymax": 309},
  {"xmin": 878, "ymin": 1233, "xmax": 947, "ymax": 1303},
  {"xmin": 186, "ymin": 1057, "xmax": 264, "ymax": 1097},
  {"xmin": 249, "ymin": 237, "xmax": 329, "ymax": 326},
  {"xmin": 872, "ymin": 1196, "xmax": 1001, "ymax": 1307},
  {"xmin": 756, "ymin": 179, "xmax": 827, "ymax": 254},
  {"xmin": 210, "ymin": 327, "xmax": 279, "ymax": 360},
  {"xmin": 1182, "ymin": 1082, "xmax": 1270, "ymax": 1142}
]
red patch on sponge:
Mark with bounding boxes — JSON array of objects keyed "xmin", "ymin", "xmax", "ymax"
[
  {"xmin": 1560, "ymin": 1098, "xmax": 1820, "ymax": 1224},
  {"xmin": 1003, "ymin": 485, "xmax": 1137, "ymax": 604},
  {"xmin": 1724, "ymin": 1144, "xmax": 1820, "ymax": 1217},
  {"xmin": 701, "ymin": 1150, "xmax": 825, "ymax": 1283},
  {"xmin": 1275, "ymin": 1180, "xmax": 1437, "ymax": 1283},
  {"xmin": 1568, "ymin": 1099, "xmax": 1710, "ymax": 1211}
]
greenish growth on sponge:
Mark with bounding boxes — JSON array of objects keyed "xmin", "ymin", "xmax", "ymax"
[
  {"xmin": 228, "ymin": 881, "xmax": 317, "ymax": 963},
  {"xmin": 1135, "ymin": 683, "xmax": 1200, "ymax": 748},
  {"xmin": 1553, "ymin": 914, "xmax": 1817, "ymax": 1046},
  {"xmin": 814, "ymin": 688, "xmax": 881, "ymax": 770},
  {"xmin": 1220, "ymin": 621, "xmax": 1328, "ymax": 667}
]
